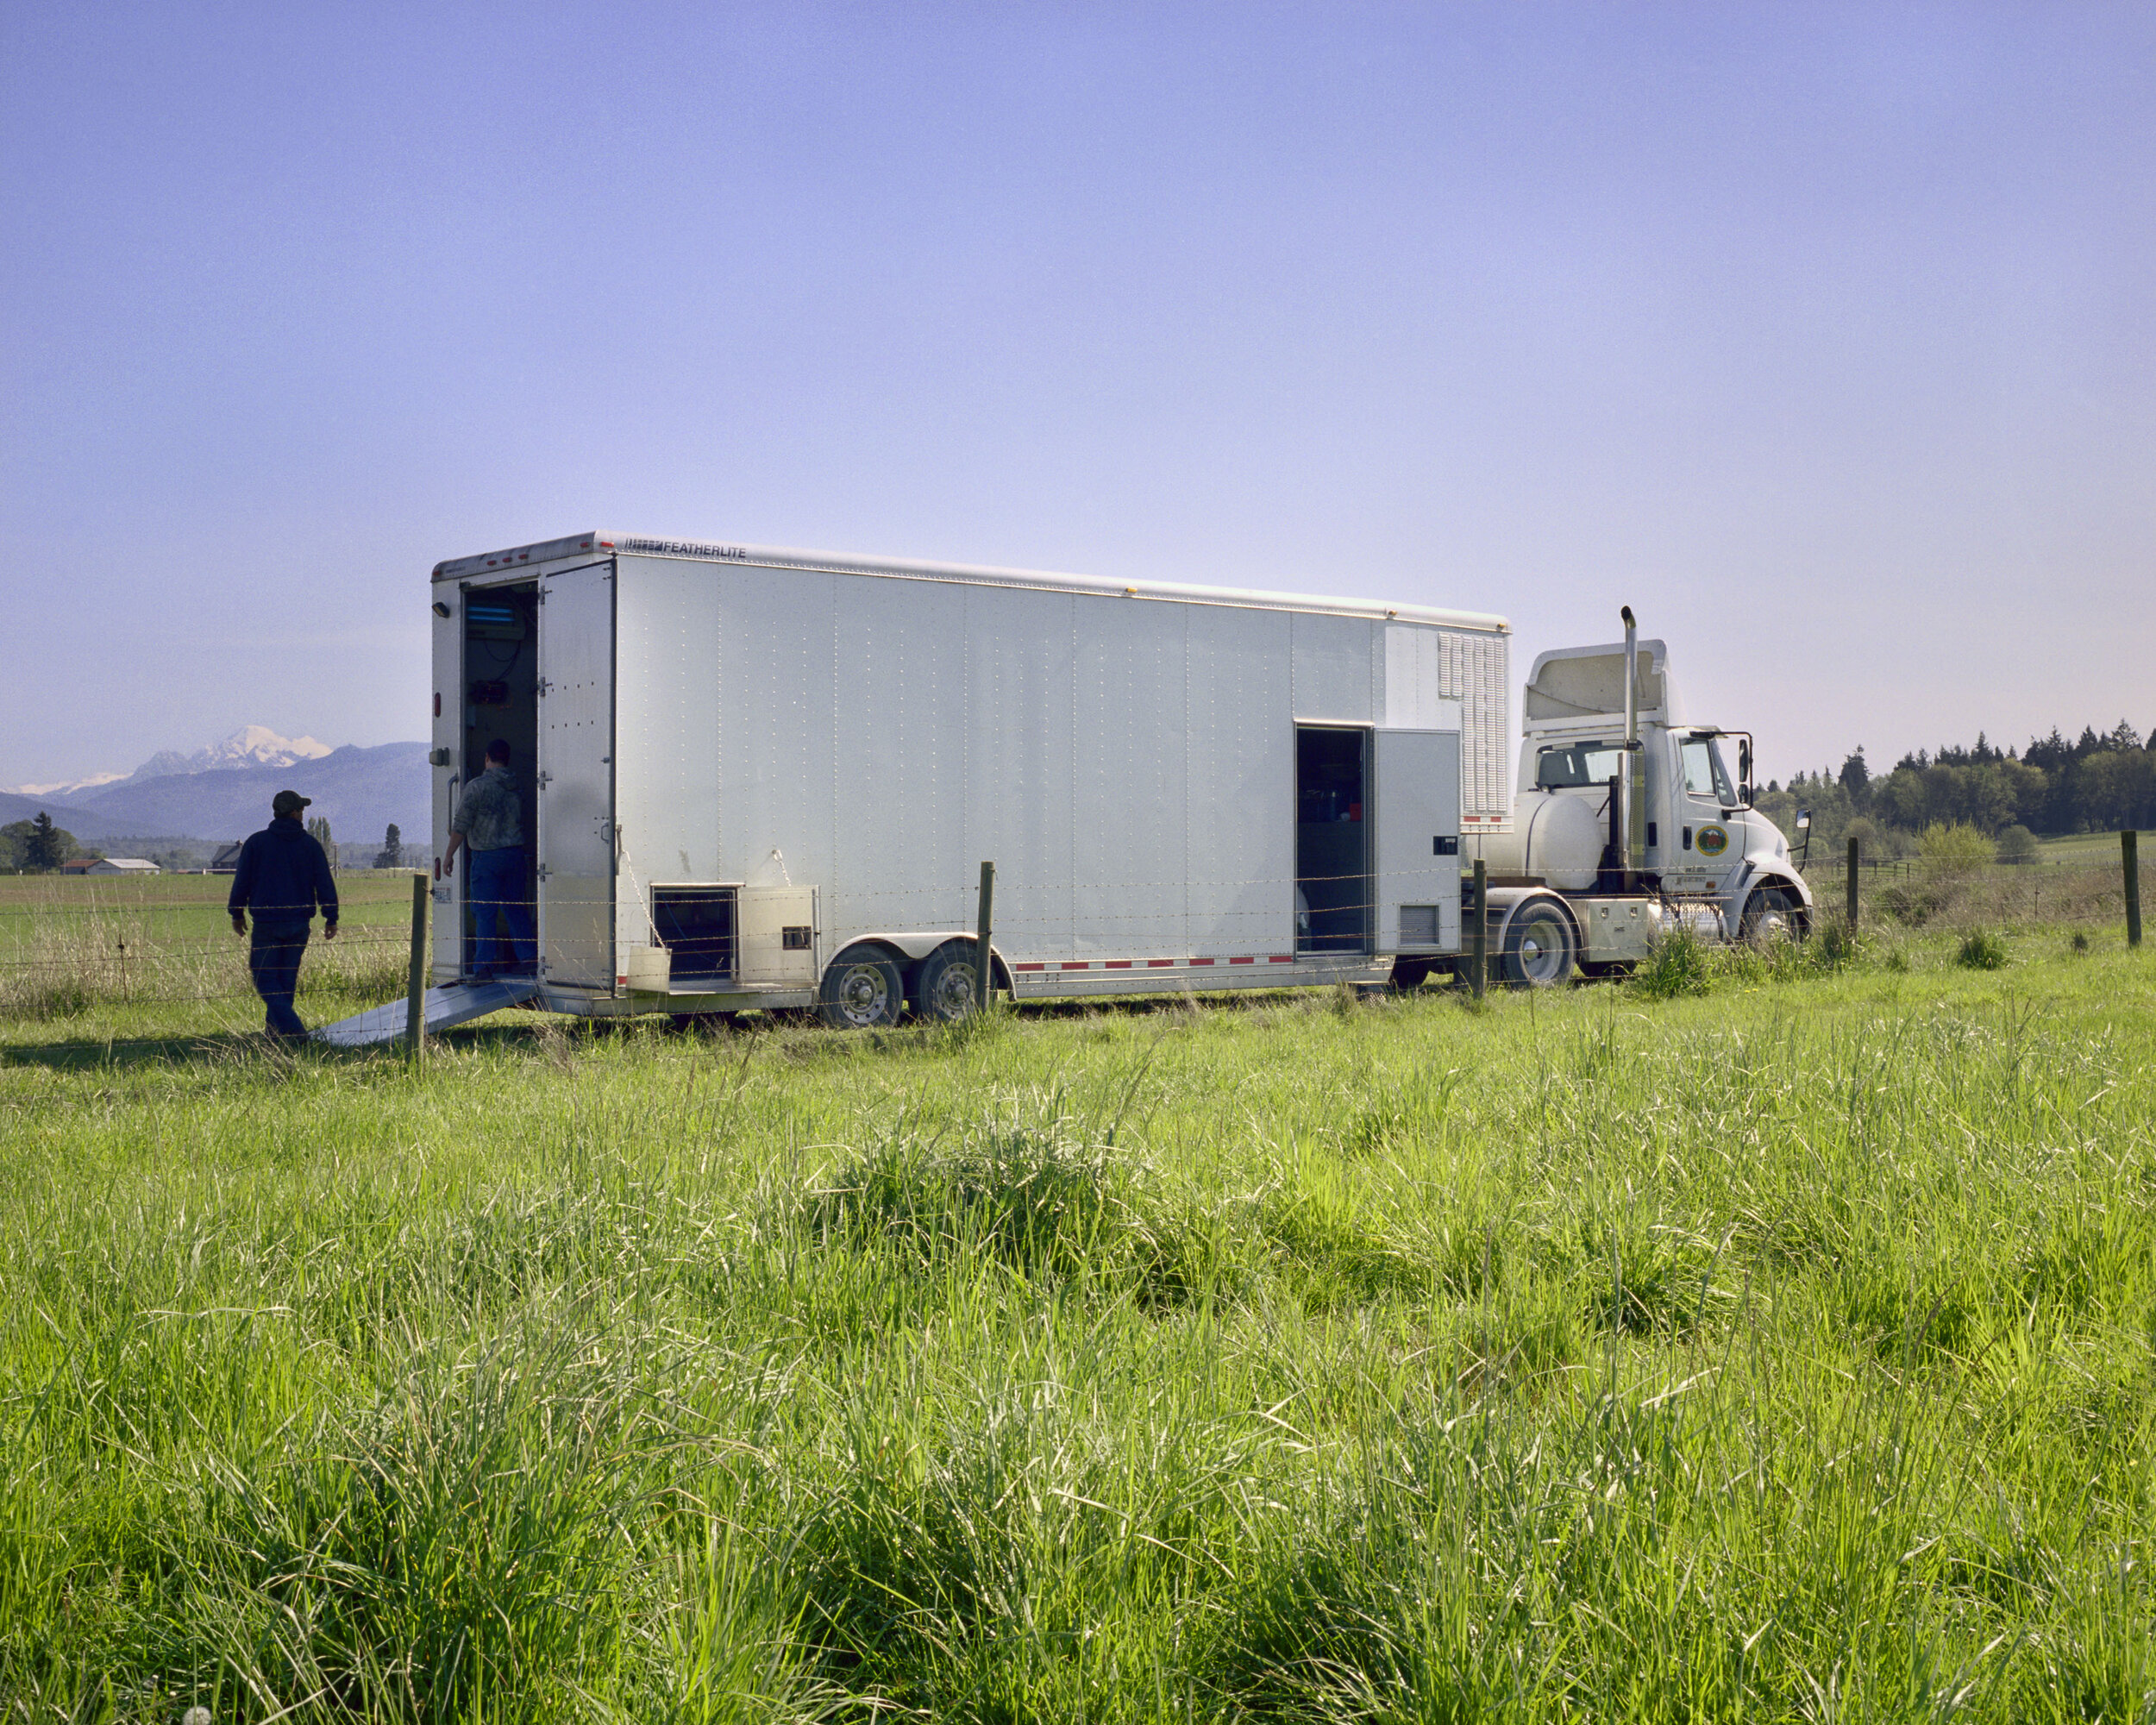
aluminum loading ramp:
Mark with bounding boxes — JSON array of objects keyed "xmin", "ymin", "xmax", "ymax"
[{"xmin": 314, "ymin": 979, "xmax": 538, "ymax": 1048}]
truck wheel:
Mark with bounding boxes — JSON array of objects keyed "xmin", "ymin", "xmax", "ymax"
[
  {"xmin": 1741, "ymin": 887, "xmax": 1800, "ymax": 944},
  {"xmin": 916, "ymin": 940, "xmax": 987, "ymax": 1021},
  {"xmin": 1501, "ymin": 902, "xmax": 1576, "ymax": 988},
  {"xmin": 818, "ymin": 947, "xmax": 906, "ymax": 1029}
]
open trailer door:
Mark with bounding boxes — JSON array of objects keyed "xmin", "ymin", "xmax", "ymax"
[
  {"xmin": 537, "ymin": 563, "xmax": 616, "ymax": 988},
  {"xmin": 1372, "ymin": 724, "xmax": 1463, "ymax": 955}
]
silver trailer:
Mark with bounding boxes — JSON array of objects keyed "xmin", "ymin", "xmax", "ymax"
[{"xmin": 424, "ymin": 532, "xmax": 1512, "ymax": 1026}]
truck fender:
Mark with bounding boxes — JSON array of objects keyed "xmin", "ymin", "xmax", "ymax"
[{"xmin": 1736, "ymin": 871, "xmax": 1813, "ymax": 934}]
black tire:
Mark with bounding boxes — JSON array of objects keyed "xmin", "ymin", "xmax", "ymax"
[
  {"xmin": 916, "ymin": 940, "xmax": 988, "ymax": 1022},
  {"xmin": 818, "ymin": 947, "xmax": 906, "ymax": 1030},
  {"xmin": 1389, "ymin": 957, "xmax": 1434, "ymax": 990},
  {"xmin": 1740, "ymin": 886, "xmax": 1801, "ymax": 944},
  {"xmin": 1500, "ymin": 901, "xmax": 1577, "ymax": 988}
]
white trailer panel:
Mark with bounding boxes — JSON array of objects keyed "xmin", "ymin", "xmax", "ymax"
[
  {"xmin": 537, "ymin": 565, "xmax": 615, "ymax": 987},
  {"xmin": 429, "ymin": 533, "xmax": 1509, "ymax": 1014},
  {"xmin": 1187, "ymin": 603, "xmax": 1295, "ymax": 958}
]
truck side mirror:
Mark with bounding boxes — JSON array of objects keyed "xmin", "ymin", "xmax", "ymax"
[{"xmin": 1744, "ymin": 785, "xmax": 1756, "ymax": 806}]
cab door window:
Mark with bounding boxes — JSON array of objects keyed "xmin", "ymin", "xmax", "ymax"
[{"xmin": 1680, "ymin": 737, "xmax": 1735, "ymax": 806}]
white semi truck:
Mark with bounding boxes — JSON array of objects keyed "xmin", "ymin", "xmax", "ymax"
[
  {"xmin": 331, "ymin": 532, "xmax": 1809, "ymax": 1040},
  {"xmin": 1463, "ymin": 606, "xmax": 1813, "ymax": 983}
]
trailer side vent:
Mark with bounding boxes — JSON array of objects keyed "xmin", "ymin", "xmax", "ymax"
[{"xmin": 1399, "ymin": 905, "xmax": 1440, "ymax": 946}]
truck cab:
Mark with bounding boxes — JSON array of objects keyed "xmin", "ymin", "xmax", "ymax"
[{"xmin": 1467, "ymin": 632, "xmax": 1810, "ymax": 982}]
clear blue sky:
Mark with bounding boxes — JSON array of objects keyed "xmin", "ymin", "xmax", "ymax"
[{"xmin": 4, "ymin": 2, "xmax": 2151, "ymax": 786}]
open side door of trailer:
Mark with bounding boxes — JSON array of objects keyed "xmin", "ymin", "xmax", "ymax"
[
  {"xmin": 538, "ymin": 563, "xmax": 617, "ymax": 988},
  {"xmin": 1372, "ymin": 724, "xmax": 1463, "ymax": 954}
]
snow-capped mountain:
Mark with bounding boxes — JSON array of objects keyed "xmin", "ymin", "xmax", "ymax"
[
  {"xmin": 3, "ymin": 769, "xmax": 128, "ymax": 799},
  {"xmin": 4, "ymin": 727, "xmax": 333, "ymax": 797},
  {"xmin": 1, "ymin": 727, "xmax": 424, "ymax": 846},
  {"xmin": 156, "ymin": 726, "xmax": 333, "ymax": 777}
]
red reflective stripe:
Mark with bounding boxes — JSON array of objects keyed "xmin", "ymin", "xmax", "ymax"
[
  {"xmin": 1061, "ymin": 961, "xmax": 1089, "ymax": 970},
  {"xmin": 1269, "ymin": 955, "xmax": 1294, "ymax": 963},
  {"xmin": 1188, "ymin": 957, "xmax": 1215, "ymax": 966},
  {"xmin": 1104, "ymin": 960, "xmax": 1132, "ymax": 969},
  {"xmin": 1014, "ymin": 963, "xmax": 1045, "ymax": 972},
  {"xmin": 1229, "ymin": 956, "xmax": 1255, "ymax": 964},
  {"xmin": 1147, "ymin": 958, "xmax": 1175, "ymax": 967}
]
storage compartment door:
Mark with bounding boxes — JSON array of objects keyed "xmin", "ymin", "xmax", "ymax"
[
  {"xmin": 737, "ymin": 886, "xmax": 818, "ymax": 988},
  {"xmin": 1373, "ymin": 727, "xmax": 1462, "ymax": 954},
  {"xmin": 537, "ymin": 564, "xmax": 616, "ymax": 987}
]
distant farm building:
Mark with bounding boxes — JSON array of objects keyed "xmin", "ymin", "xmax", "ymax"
[
  {"xmin": 59, "ymin": 857, "xmax": 97, "ymax": 875},
  {"xmin": 87, "ymin": 857, "xmax": 160, "ymax": 875},
  {"xmin": 208, "ymin": 843, "xmax": 244, "ymax": 874}
]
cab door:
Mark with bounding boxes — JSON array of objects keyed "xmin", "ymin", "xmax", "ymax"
[
  {"xmin": 536, "ymin": 563, "xmax": 616, "ymax": 988},
  {"xmin": 1670, "ymin": 732, "xmax": 1735, "ymax": 891}
]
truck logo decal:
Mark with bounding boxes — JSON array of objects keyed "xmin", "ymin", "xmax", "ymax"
[{"xmin": 1696, "ymin": 824, "xmax": 1730, "ymax": 858}]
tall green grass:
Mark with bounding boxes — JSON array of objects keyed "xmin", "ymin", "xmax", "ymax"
[{"xmin": 1, "ymin": 934, "xmax": 2150, "ymax": 1720}]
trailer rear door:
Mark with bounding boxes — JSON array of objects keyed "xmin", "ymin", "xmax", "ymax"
[
  {"xmin": 1373, "ymin": 726, "xmax": 1462, "ymax": 953},
  {"xmin": 537, "ymin": 564, "xmax": 616, "ymax": 988}
]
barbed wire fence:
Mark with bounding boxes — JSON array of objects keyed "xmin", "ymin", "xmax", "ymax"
[{"xmin": 0, "ymin": 846, "xmax": 2139, "ymax": 1039}]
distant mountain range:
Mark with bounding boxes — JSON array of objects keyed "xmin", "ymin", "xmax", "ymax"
[
  {"xmin": 2, "ymin": 728, "xmax": 426, "ymax": 849},
  {"xmin": 6, "ymin": 726, "xmax": 335, "ymax": 800}
]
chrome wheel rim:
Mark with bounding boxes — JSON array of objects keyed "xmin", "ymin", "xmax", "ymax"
[
  {"xmin": 1518, "ymin": 917, "xmax": 1568, "ymax": 984},
  {"xmin": 833, "ymin": 963, "xmax": 891, "ymax": 1026},
  {"xmin": 1745, "ymin": 893, "xmax": 1793, "ymax": 944},
  {"xmin": 929, "ymin": 959, "xmax": 977, "ymax": 1019}
]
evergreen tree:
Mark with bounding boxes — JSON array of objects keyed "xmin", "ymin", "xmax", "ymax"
[
  {"xmin": 307, "ymin": 815, "xmax": 337, "ymax": 871},
  {"xmin": 23, "ymin": 812, "xmax": 72, "ymax": 873},
  {"xmin": 373, "ymin": 823, "xmax": 404, "ymax": 869},
  {"xmin": 1837, "ymin": 747, "xmax": 1870, "ymax": 801}
]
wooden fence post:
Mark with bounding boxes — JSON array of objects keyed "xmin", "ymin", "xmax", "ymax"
[
  {"xmin": 1846, "ymin": 837, "xmax": 1860, "ymax": 928},
  {"xmin": 2126, "ymin": 831, "xmax": 2142, "ymax": 950},
  {"xmin": 405, "ymin": 872, "xmax": 428, "ymax": 1065},
  {"xmin": 1470, "ymin": 859, "xmax": 1488, "ymax": 1000},
  {"xmin": 975, "ymin": 860, "xmax": 996, "ymax": 1013}
]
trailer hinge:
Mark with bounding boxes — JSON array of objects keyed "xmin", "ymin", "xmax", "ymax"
[
  {"xmin": 537, "ymin": 770, "xmax": 553, "ymax": 787},
  {"xmin": 535, "ymin": 677, "xmax": 551, "ymax": 697},
  {"xmin": 536, "ymin": 862, "xmax": 550, "ymax": 881}
]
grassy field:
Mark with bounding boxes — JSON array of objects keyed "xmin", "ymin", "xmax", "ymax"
[
  {"xmin": 2032, "ymin": 831, "xmax": 2148, "ymax": 867},
  {"xmin": 0, "ymin": 904, "xmax": 2150, "ymax": 1722},
  {"xmin": 0, "ymin": 873, "xmax": 417, "ymax": 1029}
]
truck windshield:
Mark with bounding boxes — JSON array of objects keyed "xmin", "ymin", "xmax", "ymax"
[
  {"xmin": 1536, "ymin": 743, "xmax": 1626, "ymax": 788},
  {"xmin": 1682, "ymin": 735, "xmax": 1737, "ymax": 805}
]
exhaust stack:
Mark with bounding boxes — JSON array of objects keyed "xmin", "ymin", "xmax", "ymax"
[
  {"xmin": 1620, "ymin": 606, "xmax": 1645, "ymax": 881},
  {"xmin": 1621, "ymin": 605, "xmax": 1638, "ymax": 750}
]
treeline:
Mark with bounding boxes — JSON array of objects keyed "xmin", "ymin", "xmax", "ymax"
[
  {"xmin": 1755, "ymin": 720, "xmax": 2155, "ymax": 856},
  {"xmin": 0, "ymin": 814, "xmax": 86, "ymax": 873}
]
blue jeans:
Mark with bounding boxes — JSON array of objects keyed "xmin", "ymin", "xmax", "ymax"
[
  {"xmin": 468, "ymin": 845, "xmax": 536, "ymax": 976},
  {"xmin": 248, "ymin": 919, "xmax": 310, "ymax": 1038}
]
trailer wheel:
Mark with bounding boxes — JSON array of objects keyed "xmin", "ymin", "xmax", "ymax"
[
  {"xmin": 1740, "ymin": 887, "xmax": 1800, "ymax": 944},
  {"xmin": 1501, "ymin": 902, "xmax": 1576, "ymax": 988},
  {"xmin": 916, "ymin": 941, "xmax": 987, "ymax": 1021},
  {"xmin": 818, "ymin": 947, "xmax": 906, "ymax": 1030},
  {"xmin": 1389, "ymin": 957, "xmax": 1434, "ymax": 990}
]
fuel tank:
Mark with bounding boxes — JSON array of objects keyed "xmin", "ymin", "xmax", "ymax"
[{"xmin": 1476, "ymin": 789, "xmax": 1605, "ymax": 891}]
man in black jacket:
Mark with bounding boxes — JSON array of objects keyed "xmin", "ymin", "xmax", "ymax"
[{"xmin": 229, "ymin": 789, "xmax": 340, "ymax": 1038}]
